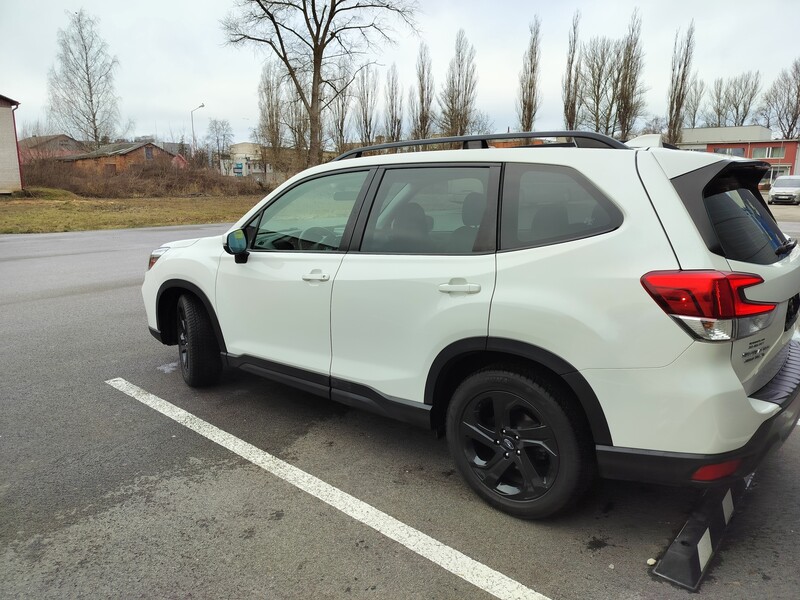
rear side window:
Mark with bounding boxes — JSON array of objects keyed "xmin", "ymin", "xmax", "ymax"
[
  {"xmin": 360, "ymin": 166, "xmax": 496, "ymax": 254},
  {"xmin": 704, "ymin": 184, "xmax": 784, "ymax": 265},
  {"xmin": 500, "ymin": 163, "xmax": 622, "ymax": 250}
]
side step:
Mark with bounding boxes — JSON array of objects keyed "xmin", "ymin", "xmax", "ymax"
[{"xmin": 652, "ymin": 476, "xmax": 752, "ymax": 591}]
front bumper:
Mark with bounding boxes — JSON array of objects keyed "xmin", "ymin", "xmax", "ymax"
[
  {"xmin": 770, "ymin": 195, "xmax": 800, "ymax": 204},
  {"xmin": 597, "ymin": 341, "xmax": 800, "ymax": 486}
]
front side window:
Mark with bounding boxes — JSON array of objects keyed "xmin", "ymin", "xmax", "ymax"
[
  {"xmin": 247, "ymin": 170, "xmax": 368, "ymax": 252},
  {"xmin": 500, "ymin": 163, "xmax": 622, "ymax": 250},
  {"xmin": 360, "ymin": 166, "xmax": 495, "ymax": 254}
]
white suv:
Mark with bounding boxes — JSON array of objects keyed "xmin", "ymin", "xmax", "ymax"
[{"xmin": 142, "ymin": 132, "xmax": 800, "ymax": 519}]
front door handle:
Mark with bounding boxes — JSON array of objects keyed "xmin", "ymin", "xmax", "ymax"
[
  {"xmin": 439, "ymin": 282, "xmax": 481, "ymax": 294},
  {"xmin": 302, "ymin": 271, "xmax": 330, "ymax": 282}
]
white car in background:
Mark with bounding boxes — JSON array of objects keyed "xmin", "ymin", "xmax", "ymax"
[
  {"xmin": 768, "ymin": 176, "xmax": 800, "ymax": 205},
  {"xmin": 142, "ymin": 131, "xmax": 800, "ymax": 519}
]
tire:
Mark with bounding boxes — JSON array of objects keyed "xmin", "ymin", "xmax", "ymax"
[
  {"xmin": 176, "ymin": 294, "xmax": 222, "ymax": 387},
  {"xmin": 446, "ymin": 366, "xmax": 594, "ymax": 519}
]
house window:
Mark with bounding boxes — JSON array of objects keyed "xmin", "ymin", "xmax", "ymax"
[
  {"xmin": 145, "ymin": 146, "xmax": 153, "ymax": 160},
  {"xmin": 753, "ymin": 146, "xmax": 786, "ymax": 159},
  {"xmin": 104, "ymin": 164, "xmax": 117, "ymax": 176},
  {"xmin": 713, "ymin": 147, "xmax": 745, "ymax": 157}
]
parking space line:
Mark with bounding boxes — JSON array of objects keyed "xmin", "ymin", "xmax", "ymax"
[{"xmin": 106, "ymin": 377, "xmax": 549, "ymax": 600}]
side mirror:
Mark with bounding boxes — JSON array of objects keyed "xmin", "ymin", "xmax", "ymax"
[{"xmin": 224, "ymin": 229, "xmax": 249, "ymax": 264}]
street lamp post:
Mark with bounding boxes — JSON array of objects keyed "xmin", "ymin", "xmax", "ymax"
[{"xmin": 191, "ymin": 103, "xmax": 205, "ymax": 155}]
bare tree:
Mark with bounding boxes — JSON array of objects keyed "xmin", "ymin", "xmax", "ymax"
[
  {"xmin": 684, "ymin": 77, "xmax": 705, "ymax": 129},
  {"xmin": 726, "ymin": 71, "xmax": 761, "ymax": 126},
  {"xmin": 616, "ymin": 10, "xmax": 646, "ymax": 140},
  {"xmin": 328, "ymin": 59, "xmax": 353, "ymax": 154},
  {"xmin": 207, "ymin": 119, "xmax": 234, "ymax": 171},
  {"xmin": 562, "ymin": 11, "xmax": 582, "ymax": 130},
  {"xmin": 285, "ymin": 83, "xmax": 310, "ymax": 168},
  {"xmin": 640, "ymin": 115, "xmax": 667, "ymax": 135},
  {"xmin": 438, "ymin": 29, "xmax": 478, "ymax": 136},
  {"xmin": 19, "ymin": 119, "xmax": 55, "ymax": 140},
  {"xmin": 383, "ymin": 63, "xmax": 403, "ymax": 142},
  {"xmin": 224, "ymin": 0, "xmax": 416, "ymax": 166},
  {"xmin": 517, "ymin": 16, "xmax": 542, "ymax": 132},
  {"xmin": 256, "ymin": 60, "xmax": 286, "ymax": 172},
  {"xmin": 759, "ymin": 58, "xmax": 800, "ymax": 138},
  {"xmin": 665, "ymin": 21, "xmax": 695, "ymax": 144},
  {"xmin": 408, "ymin": 42, "xmax": 436, "ymax": 139},
  {"xmin": 354, "ymin": 65, "xmax": 378, "ymax": 145},
  {"xmin": 703, "ymin": 78, "xmax": 728, "ymax": 127},
  {"xmin": 47, "ymin": 9, "xmax": 119, "ymax": 147},
  {"xmin": 579, "ymin": 36, "xmax": 622, "ymax": 135}
]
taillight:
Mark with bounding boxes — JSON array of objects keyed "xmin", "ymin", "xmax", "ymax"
[{"xmin": 641, "ymin": 271, "xmax": 777, "ymax": 342}]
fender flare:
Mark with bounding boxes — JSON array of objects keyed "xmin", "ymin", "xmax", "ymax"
[
  {"xmin": 156, "ymin": 279, "xmax": 227, "ymax": 353},
  {"xmin": 425, "ymin": 337, "xmax": 612, "ymax": 446}
]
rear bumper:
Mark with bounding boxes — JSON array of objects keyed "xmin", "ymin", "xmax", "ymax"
[{"xmin": 597, "ymin": 341, "xmax": 800, "ymax": 486}]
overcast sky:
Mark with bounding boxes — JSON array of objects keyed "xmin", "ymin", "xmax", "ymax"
[{"xmin": 2, "ymin": 0, "xmax": 799, "ymax": 144}]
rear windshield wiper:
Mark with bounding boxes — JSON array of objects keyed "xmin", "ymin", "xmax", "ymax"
[{"xmin": 776, "ymin": 238, "xmax": 797, "ymax": 256}]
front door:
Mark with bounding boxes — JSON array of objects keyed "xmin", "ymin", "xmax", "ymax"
[{"xmin": 216, "ymin": 169, "xmax": 370, "ymax": 376}]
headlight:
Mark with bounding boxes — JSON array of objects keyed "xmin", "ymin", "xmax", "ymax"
[{"xmin": 148, "ymin": 247, "xmax": 169, "ymax": 270}]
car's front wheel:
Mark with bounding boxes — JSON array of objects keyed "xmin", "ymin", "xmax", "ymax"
[
  {"xmin": 176, "ymin": 294, "xmax": 222, "ymax": 387},
  {"xmin": 446, "ymin": 367, "xmax": 594, "ymax": 519}
]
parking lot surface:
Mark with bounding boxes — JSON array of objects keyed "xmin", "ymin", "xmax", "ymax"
[{"xmin": 2, "ymin": 224, "xmax": 799, "ymax": 599}]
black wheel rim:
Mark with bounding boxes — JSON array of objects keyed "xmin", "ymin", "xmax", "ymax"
[
  {"xmin": 459, "ymin": 390, "xmax": 559, "ymax": 501},
  {"xmin": 178, "ymin": 305, "xmax": 189, "ymax": 371}
]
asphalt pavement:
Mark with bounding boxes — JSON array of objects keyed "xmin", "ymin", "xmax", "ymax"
[{"xmin": 1, "ymin": 223, "xmax": 799, "ymax": 599}]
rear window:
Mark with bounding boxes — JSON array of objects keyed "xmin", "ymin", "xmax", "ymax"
[
  {"xmin": 500, "ymin": 163, "xmax": 622, "ymax": 250},
  {"xmin": 704, "ymin": 183, "xmax": 784, "ymax": 265}
]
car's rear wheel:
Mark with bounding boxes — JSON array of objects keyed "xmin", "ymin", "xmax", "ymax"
[
  {"xmin": 177, "ymin": 294, "xmax": 222, "ymax": 387},
  {"xmin": 446, "ymin": 366, "xmax": 594, "ymax": 519}
]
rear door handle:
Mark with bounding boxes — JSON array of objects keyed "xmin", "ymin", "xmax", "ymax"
[
  {"xmin": 302, "ymin": 271, "xmax": 330, "ymax": 282},
  {"xmin": 439, "ymin": 282, "xmax": 481, "ymax": 294}
]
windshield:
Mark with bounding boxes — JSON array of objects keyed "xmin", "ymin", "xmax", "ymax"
[{"xmin": 774, "ymin": 177, "xmax": 800, "ymax": 188}]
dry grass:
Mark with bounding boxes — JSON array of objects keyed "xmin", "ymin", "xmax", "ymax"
[{"xmin": 0, "ymin": 190, "xmax": 264, "ymax": 233}]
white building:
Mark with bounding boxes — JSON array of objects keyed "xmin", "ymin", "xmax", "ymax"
[
  {"xmin": 0, "ymin": 94, "xmax": 22, "ymax": 193},
  {"xmin": 221, "ymin": 142, "xmax": 270, "ymax": 178}
]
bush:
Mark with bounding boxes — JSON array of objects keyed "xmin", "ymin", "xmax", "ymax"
[{"xmin": 22, "ymin": 158, "xmax": 270, "ymax": 198}]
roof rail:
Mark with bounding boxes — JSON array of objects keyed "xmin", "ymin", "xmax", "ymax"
[{"xmin": 333, "ymin": 131, "xmax": 628, "ymax": 161}]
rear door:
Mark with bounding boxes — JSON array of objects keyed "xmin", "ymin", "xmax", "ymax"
[{"xmin": 329, "ymin": 164, "xmax": 499, "ymax": 403}]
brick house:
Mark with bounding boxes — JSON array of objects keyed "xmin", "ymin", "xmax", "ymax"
[
  {"xmin": 678, "ymin": 126, "xmax": 800, "ymax": 185},
  {"xmin": 0, "ymin": 94, "xmax": 22, "ymax": 193},
  {"xmin": 61, "ymin": 141, "xmax": 186, "ymax": 174},
  {"xmin": 18, "ymin": 134, "xmax": 87, "ymax": 163}
]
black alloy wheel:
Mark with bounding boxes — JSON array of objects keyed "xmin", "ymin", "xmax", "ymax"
[{"xmin": 446, "ymin": 367, "xmax": 594, "ymax": 519}]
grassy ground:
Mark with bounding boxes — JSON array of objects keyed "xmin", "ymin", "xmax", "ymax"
[{"xmin": 0, "ymin": 188, "xmax": 264, "ymax": 234}]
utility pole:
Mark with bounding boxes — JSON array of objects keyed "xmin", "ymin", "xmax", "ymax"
[{"xmin": 191, "ymin": 103, "xmax": 205, "ymax": 154}]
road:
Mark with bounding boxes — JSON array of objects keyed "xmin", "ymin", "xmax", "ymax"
[{"xmin": 1, "ymin": 224, "xmax": 799, "ymax": 599}]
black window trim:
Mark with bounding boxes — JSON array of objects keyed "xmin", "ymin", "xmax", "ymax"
[
  {"xmin": 497, "ymin": 161, "xmax": 624, "ymax": 253},
  {"xmin": 670, "ymin": 159, "xmax": 779, "ymax": 260},
  {"xmin": 244, "ymin": 166, "xmax": 378, "ymax": 254},
  {"xmin": 349, "ymin": 161, "xmax": 502, "ymax": 256}
]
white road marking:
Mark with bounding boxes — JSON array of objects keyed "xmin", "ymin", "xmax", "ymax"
[
  {"xmin": 156, "ymin": 362, "xmax": 179, "ymax": 374},
  {"xmin": 106, "ymin": 378, "xmax": 549, "ymax": 600}
]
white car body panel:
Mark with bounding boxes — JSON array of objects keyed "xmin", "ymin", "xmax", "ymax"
[
  {"xmin": 216, "ymin": 251, "xmax": 346, "ymax": 375},
  {"xmin": 330, "ymin": 254, "xmax": 495, "ymax": 402}
]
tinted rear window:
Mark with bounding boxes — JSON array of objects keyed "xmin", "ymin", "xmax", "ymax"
[{"xmin": 705, "ymin": 187, "xmax": 784, "ymax": 265}]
